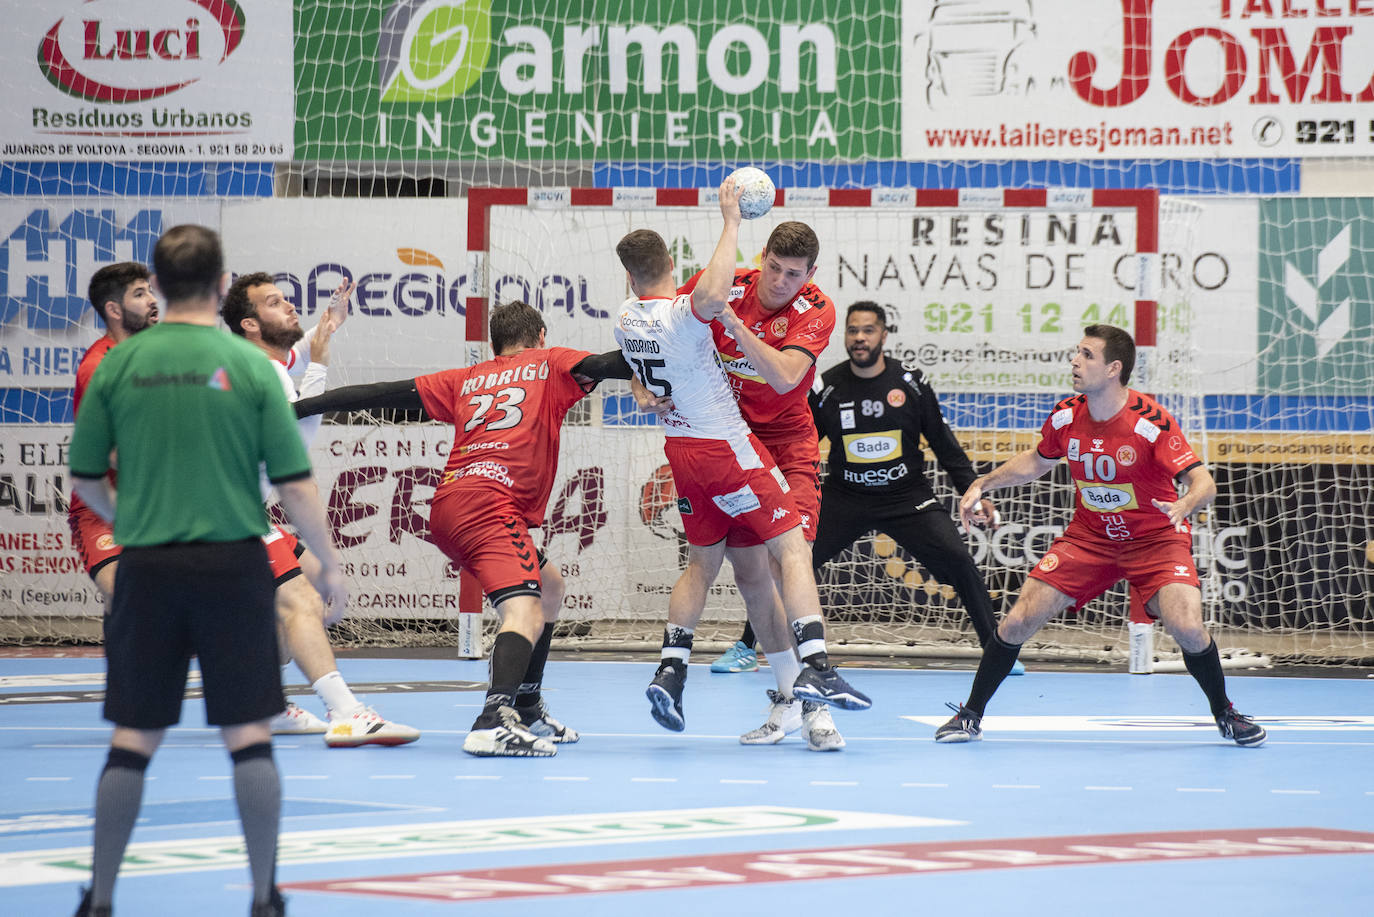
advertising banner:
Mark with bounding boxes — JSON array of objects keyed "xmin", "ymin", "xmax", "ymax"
[
  {"xmin": 1, "ymin": 0, "xmax": 295, "ymax": 162},
  {"xmin": 220, "ymin": 199, "xmax": 473, "ymax": 386},
  {"xmin": 296, "ymin": 0, "xmax": 900, "ymax": 162},
  {"xmin": 901, "ymin": 0, "xmax": 1374, "ymax": 160},
  {"xmin": 0, "ymin": 200, "xmax": 223, "ymax": 405}
]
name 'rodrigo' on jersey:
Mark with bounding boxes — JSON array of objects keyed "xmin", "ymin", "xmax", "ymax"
[
  {"xmin": 614, "ymin": 294, "xmax": 755, "ymax": 450},
  {"xmin": 1037, "ymin": 390, "xmax": 1203, "ymax": 543}
]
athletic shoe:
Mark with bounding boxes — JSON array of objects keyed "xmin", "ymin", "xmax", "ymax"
[
  {"xmin": 463, "ymin": 705, "xmax": 556, "ymax": 757},
  {"xmin": 73, "ymin": 887, "xmax": 110, "ymax": 917},
  {"xmin": 646, "ymin": 659, "xmax": 687, "ymax": 732},
  {"xmin": 1009, "ymin": 659, "xmax": 1027, "ymax": 676},
  {"xmin": 802, "ymin": 700, "xmax": 846, "ymax": 752},
  {"xmin": 1215, "ymin": 704, "xmax": 1267, "ymax": 747},
  {"xmin": 739, "ymin": 689, "xmax": 802, "ymax": 745},
  {"xmin": 249, "ymin": 887, "xmax": 286, "ymax": 917},
  {"xmin": 791, "ymin": 665, "xmax": 871, "ymax": 711},
  {"xmin": 517, "ymin": 698, "xmax": 579, "ymax": 743},
  {"xmin": 270, "ymin": 701, "xmax": 327, "ymax": 734},
  {"xmin": 324, "ymin": 706, "xmax": 421, "ymax": 748},
  {"xmin": 710, "ymin": 641, "xmax": 759, "ymax": 673},
  {"xmin": 934, "ymin": 701, "xmax": 983, "ymax": 743}
]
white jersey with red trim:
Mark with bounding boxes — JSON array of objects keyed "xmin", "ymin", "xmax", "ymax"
[
  {"xmin": 259, "ymin": 356, "xmax": 323, "ymax": 502},
  {"xmin": 614, "ymin": 295, "xmax": 757, "ymax": 457}
]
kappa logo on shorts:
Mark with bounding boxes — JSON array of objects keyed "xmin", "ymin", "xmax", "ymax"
[
  {"xmin": 770, "ymin": 507, "xmax": 790, "ymax": 522},
  {"xmin": 676, "ymin": 496, "xmax": 693, "ymax": 515}
]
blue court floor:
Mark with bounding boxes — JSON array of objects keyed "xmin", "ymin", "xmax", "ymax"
[{"xmin": 2, "ymin": 653, "xmax": 1372, "ymax": 916}]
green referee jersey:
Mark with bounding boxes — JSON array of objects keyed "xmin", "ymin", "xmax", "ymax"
[{"xmin": 69, "ymin": 323, "xmax": 312, "ymax": 546}]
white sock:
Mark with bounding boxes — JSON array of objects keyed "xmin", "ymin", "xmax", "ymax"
[
  {"xmin": 768, "ymin": 647, "xmax": 802, "ymax": 699},
  {"xmin": 312, "ymin": 671, "xmax": 363, "ymax": 718}
]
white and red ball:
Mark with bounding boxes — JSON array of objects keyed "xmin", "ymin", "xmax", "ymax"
[{"xmin": 727, "ymin": 166, "xmax": 776, "ymax": 220}]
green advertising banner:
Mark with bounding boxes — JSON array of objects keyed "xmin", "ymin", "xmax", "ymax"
[
  {"xmin": 1257, "ymin": 199, "xmax": 1374, "ymax": 396},
  {"xmin": 295, "ymin": 0, "xmax": 900, "ymax": 161}
]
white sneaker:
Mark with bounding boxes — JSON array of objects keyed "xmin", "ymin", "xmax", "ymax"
[
  {"xmin": 516, "ymin": 698, "xmax": 579, "ymax": 743},
  {"xmin": 802, "ymin": 700, "xmax": 845, "ymax": 752},
  {"xmin": 324, "ymin": 706, "xmax": 421, "ymax": 748},
  {"xmin": 740, "ymin": 690, "xmax": 802, "ymax": 745},
  {"xmin": 270, "ymin": 702, "xmax": 327, "ymax": 735},
  {"xmin": 463, "ymin": 705, "xmax": 556, "ymax": 757}
]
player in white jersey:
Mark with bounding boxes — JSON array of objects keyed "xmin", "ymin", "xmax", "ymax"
[
  {"xmin": 615, "ymin": 179, "xmax": 870, "ymax": 737},
  {"xmin": 223, "ymin": 273, "xmax": 419, "ymax": 748}
]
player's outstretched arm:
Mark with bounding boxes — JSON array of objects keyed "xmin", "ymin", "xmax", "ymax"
[
  {"xmin": 571, "ymin": 349, "xmax": 634, "ymax": 383},
  {"xmin": 958, "ymin": 447, "xmax": 1057, "ymax": 529},
  {"xmin": 293, "ymin": 379, "xmax": 426, "ymax": 419},
  {"xmin": 690, "ymin": 178, "xmax": 744, "ymax": 321}
]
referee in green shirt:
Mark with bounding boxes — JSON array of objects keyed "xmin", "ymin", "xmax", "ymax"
[{"xmin": 69, "ymin": 225, "xmax": 346, "ymax": 917}]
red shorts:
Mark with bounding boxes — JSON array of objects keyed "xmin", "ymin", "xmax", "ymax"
[
  {"xmin": 1029, "ymin": 530, "xmax": 1200, "ymax": 611},
  {"xmin": 727, "ymin": 435, "xmax": 819, "ymax": 547},
  {"xmin": 665, "ymin": 434, "xmax": 800, "ymax": 548},
  {"xmin": 261, "ymin": 526, "xmax": 305, "ymax": 586},
  {"xmin": 69, "ymin": 506, "xmax": 122, "ymax": 577},
  {"xmin": 429, "ymin": 489, "xmax": 543, "ymax": 603}
]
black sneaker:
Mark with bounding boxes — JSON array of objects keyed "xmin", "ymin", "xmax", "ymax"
[
  {"xmin": 249, "ymin": 887, "xmax": 286, "ymax": 917},
  {"xmin": 516, "ymin": 698, "xmax": 579, "ymax": 743},
  {"xmin": 74, "ymin": 887, "xmax": 111, "ymax": 917},
  {"xmin": 934, "ymin": 702, "xmax": 983, "ymax": 743},
  {"xmin": 791, "ymin": 665, "xmax": 871, "ymax": 711},
  {"xmin": 1215, "ymin": 704, "xmax": 1267, "ymax": 747},
  {"xmin": 646, "ymin": 659, "xmax": 687, "ymax": 731},
  {"xmin": 463, "ymin": 704, "xmax": 557, "ymax": 757}
]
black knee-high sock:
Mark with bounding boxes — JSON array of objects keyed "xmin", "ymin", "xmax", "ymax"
[
  {"xmin": 660, "ymin": 624, "xmax": 694, "ymax": 665},
  {"xmin": 90, "ymin": 747, "xmax": 150, "ymax": 907},
  {"xmin": 515, "ymin": 623, "xmax": 555, "ymax": 707},
  {"xmin": 966, "ymin": 633, "xmax": 1023, "ymax": 716},
  {"xmin": 1182, "ymin": 638, "xmax": 1230, "ymax": 717},
  {"xmin": 476, "ymin": 631, "xmax": 534, "ymax": 727},
  {"xmin": 230, "ymin": 742, "xmax": 280, "ymax": 906}
]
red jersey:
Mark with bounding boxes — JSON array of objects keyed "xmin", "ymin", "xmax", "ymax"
[
  {"xmin": 1036, "ymin": 390, "xmax": 1204, "ymax": 543},
  {"xmin": 69, "ymin": 335, "xmax": 118, "ymax": 515},
  {"xmin": 416, "ymin": 346, "xmax": 591, "ymax": 527},
  {"xmin": 681, "ymin": 268, "xmax": 835, "ymax": 444}
]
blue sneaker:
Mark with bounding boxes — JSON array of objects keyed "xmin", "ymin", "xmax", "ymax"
[
  {"xmin": 646, "ymin": 660, "xmax": 687, "ymax": 731},
  {"xmin": 791, "ymin": 665, "xmax": 871, "ymax": 711},
  {"xmin": 1009, "ymin": 659, "xmax": 1026, "ymax": 676},
  {"xmin": 710, "ymin": 641, "xmax": 759, "ymax": 673}
]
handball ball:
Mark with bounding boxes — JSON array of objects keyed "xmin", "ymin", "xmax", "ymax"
[{"xmin": 728, "ymin": 167, "xmax": 776, "ymax": 220}]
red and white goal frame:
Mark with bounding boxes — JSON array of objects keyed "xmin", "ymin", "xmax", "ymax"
[{"xmin": 457, "ymin": 185, "xmax": 1163, "ymax": 658}]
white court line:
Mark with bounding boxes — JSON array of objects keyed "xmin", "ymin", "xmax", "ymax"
[
  {"xmin": 1270, "ymin": 789, "xmax": 1319, "ymax": 795},
  {"xmin": 24, "ymin": 777, "xmax": 72, "ymax": 782},
  {"xmin": 720, "ymin": 778, "xmax": 766, "ymax": 785}
]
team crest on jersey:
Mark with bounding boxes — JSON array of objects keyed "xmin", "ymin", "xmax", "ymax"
[
  {"xmin": 1116, "ymin": 445, "xmax": 1137, "ymax": 466},
  {"xmin": 1038, "ymin": 552, "xmax": 1060, "ymax": 572},
  {"xmin": 676, "ymin": 496, "xmax": 693, "ymax": 515},
  {"xmin": 887, "ymin": 388, "xmax": 905, "ymax": 408},
  {"xmin": 96, "ymin": 534, "xmax": 115, "ymax": 551},
  {"xmin": 1067, "ymin": 438, "xmax": 1080, "ymax": 461},
  {"xmin": 770, "ymin": 316, "xmax": 789, "ymax": 337}
]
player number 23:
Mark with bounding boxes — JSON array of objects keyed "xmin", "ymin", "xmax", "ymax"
[{"xmin": 465, "ymin": 387, "xmax": 526, "ymax": 432}]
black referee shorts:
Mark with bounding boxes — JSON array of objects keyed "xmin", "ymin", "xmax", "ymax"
[{"xmin": 103, "ymin": 538, "xmax": 284, "ymax": 729}]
